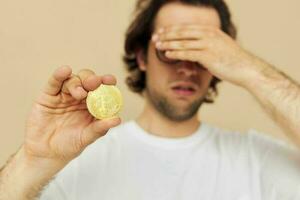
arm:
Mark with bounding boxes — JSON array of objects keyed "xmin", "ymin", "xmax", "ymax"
[
  {"xmin": 0, "ymin": 66, "xmax": 121, "ymax": 200},
  {"xmin": 245, "ymin": 61, "xmax": 300, "ymax": 148},
  {"xmin": 0, "ymin": 147, "xmax": 65, "ymax": 200},
  {"xmin": 153, "ymin": 25, "xmax": 300, "ymax": 148},
  {"xmin": 153, "ymin": 25, "xmax": 300, "ymax": 197}
]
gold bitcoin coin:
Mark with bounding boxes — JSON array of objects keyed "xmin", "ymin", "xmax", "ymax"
[{"xmin": 86, "ymin": 84, "xmax": 123, "ymax": 119}]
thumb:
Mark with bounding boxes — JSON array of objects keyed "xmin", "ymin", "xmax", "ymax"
[{"xmin": 81, "ymin": 117, "xmax": 121, "ymax": 146}]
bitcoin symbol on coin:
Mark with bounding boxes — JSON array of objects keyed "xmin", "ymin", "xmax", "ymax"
[{"xmin": 86, "ymin": 84, "xmax": 123, "ymax": 119}]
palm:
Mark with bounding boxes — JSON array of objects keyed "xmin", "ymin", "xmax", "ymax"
[
  {"xmin": 25, "ymin": 92, "xmax": 94, "ymax": 160},
  {"xmin": 23, "ymin": 66, "xmax": 121, "ymax": 162}
]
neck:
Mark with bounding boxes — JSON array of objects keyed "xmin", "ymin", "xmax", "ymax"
[{"xmin": 136, "ymin": 100, "xmax": 201, "ymax": 138}]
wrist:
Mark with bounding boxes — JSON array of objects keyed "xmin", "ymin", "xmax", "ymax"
[
  {"xmin": 245, "ymin": 61, "xmax": 288, "ymax": 95},
  {"xmin": 0, "ymin": 147, "xmax": 67, "ymax": 199},
  {"xmin": 20, "ymin": 146, "xmax": 68, "ymax": 177},
  {"xmin": 240, "ymin": 56, "xmax": 272, "ymax": 93}
]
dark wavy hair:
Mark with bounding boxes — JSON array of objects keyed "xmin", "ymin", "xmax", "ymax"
[{"xmin": 123, "ymin": 0, "xmax": 237, "ymax": 103}]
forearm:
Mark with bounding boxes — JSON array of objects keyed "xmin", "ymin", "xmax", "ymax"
[
  {"xmin": 245, "ymin": 60, "xmax": 300, "ymax": 147},
  {"xmin": 0, "ymin": 147, "xmax": 66, "ymax": 200}
]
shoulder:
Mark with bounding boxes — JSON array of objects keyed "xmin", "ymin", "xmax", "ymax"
[
  {"xmin": 246, "ymin": 129, "xmax": 297, "ymax": 159},
  {"xmin": 204, "ymin": 123, "xmax": 249, "ymax": 150},
  {"xmin": 203, "ymin": 123, "xmax": 296, "ymax": 161},
  {"xmin": 205, "ymin": 123, "xmax": 293, "ymax": 151}
]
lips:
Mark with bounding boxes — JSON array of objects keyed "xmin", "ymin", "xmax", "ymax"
[{"xmin": 171, "ymin": 82, "xmax": 198, "ymax": 96}]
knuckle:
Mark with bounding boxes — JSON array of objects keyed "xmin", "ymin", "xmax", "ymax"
[
  {"xmin": 78, "ymin": 69, "xmax": 95, "ymax": 78},
  {"xmin": 67, "ymin": 76, "xmax": 81, "ymax": 87},
  {"xmin": 48, "ymin": 78, "xmax": 59, "ymax": 88}
]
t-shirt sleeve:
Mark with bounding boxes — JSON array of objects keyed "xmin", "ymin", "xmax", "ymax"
[{"xmin": 248, "ymin": 129, "xmax": 300, "ymax": 199}]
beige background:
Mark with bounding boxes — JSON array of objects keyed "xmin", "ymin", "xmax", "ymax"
[{"xmin": 0, "ymin": 0, "xmax": 299, "ymax": 166}]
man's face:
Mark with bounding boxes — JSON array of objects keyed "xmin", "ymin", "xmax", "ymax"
[{"xmin": 140, "ymin": 2, "xmax": 221, "ymax": 121}]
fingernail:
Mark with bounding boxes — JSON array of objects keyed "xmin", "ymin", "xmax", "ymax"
[
  {"xmin": 155, "ymin": 42, "xmax": 162, "ymax": 48},
  {"xmin": 165, "ymin": 51, "xmax": 171, "ymax": 57},
  {"xmin": 152, "ymin": 34, "xmax": 159, "ymax": 42}
]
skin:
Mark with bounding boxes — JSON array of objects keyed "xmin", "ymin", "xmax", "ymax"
[
  {"xmin": 136, "ymin": 3, "xmax": 218, "ymax": 138},
  {"xmin": 148, "ymin": 3, "xmax": 300, "ymax": 147},
  {"xmin": 1, "ymin": 2, "xmax": 300, "ymax": 200},
  {"xmin": 0, "ymin": 67, "xmax": 121, "ymax": 199}
]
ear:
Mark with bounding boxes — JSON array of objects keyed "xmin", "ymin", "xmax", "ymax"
[{"xmin": 136, "ymin": 49, "xmax": 147, "ymax": 71}]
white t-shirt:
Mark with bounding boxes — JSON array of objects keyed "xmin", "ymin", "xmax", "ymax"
[{"xmin": 40, "ymin": 121, "xmax": 300, "ymax": 200}]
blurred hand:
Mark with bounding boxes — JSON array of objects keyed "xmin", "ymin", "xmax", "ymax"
[{"xmin": 24, "ymin": 66, "xmax": 121, "ymax": 164}]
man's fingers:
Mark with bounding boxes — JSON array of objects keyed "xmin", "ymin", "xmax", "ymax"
[
  {"xmin": 156, "ymin": 40, "xmax": 206, "ymax": 51},
  {"xmin": 77, "ymin": 69, "xmax": 102, "ymax": 91},
  {"xmin": 156, "ymin": 24, "xmax": 201, "ymax": 33},
  {"xmin": 156, "ymin": 24, "xmax": 216, "ymax": 34},
  {"xmin": 77, "ymin": 70, "xmax": 117, "ymax": 91},
  {"xmin": 43, "ymin": 67, "xmax": 117, "ymax": 100},
  {"xmin": 152, "ymin": 25, "xmax": 219, "ymax": 42},
  {"xmin": 62, "ymin": 75, "xmax": 87, "ymax": 100},
  {"xmin": 82, "ymin": 117, "xmax": 121, "ymax": 145},
  {"xmin": 165, "ymin": 50, "xmax": 201, "ymax": 62},
  {"xmin": 44, "ymin": 66, "xmax": 72, "ymax": 96},
  {"xmin": 153, "ymin": 29, "xmax": 204, "ymax": 42},
  {"xmin": 101, "ymin": 75, "xmax": 117, "ymax": 85}
]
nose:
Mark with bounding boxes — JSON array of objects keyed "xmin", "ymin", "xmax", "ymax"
[{"xmin": 176, "ymin": 61, "xmax": 198, "ymax": 77}]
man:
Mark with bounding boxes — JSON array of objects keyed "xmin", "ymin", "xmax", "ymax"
[{"xmin": 1, "ymin": 0, "xmax": 300, "ymax": 199}]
